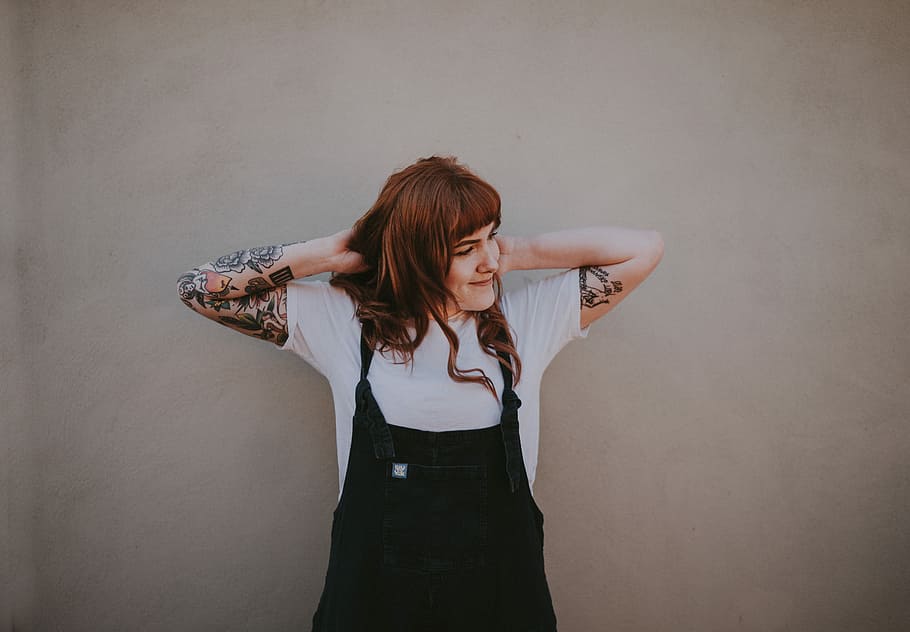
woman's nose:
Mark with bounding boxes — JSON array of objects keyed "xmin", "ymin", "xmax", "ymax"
[{"xmin": 480, "ymin": 249, "xmax": 498, "ymax": 273}]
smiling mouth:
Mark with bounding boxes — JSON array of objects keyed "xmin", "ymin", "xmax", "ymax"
[{"xmin": 470, "ymin": 278, "xmax": 493, "ymax": 285}]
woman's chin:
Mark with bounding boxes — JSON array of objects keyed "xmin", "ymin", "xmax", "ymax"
[{"xmin": 461, "ymin": 297, "xmax": 496, "ymax": 313}]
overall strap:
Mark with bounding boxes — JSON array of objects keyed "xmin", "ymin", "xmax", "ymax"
[
  {"xmin": 358, "ymin": 319, "xmax": 375, "ymax": 381},
  {"xmin": 355, "ymin": 320, "xmax": 396, "ymax": 460},
  {"xmin": 494, "ymin": 328, "xmax": 523, "ymax": 494}
]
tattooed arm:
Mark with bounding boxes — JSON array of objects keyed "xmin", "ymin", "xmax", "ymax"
[
  {"xmin": 495, "ymin": 226, "xmax": 664, "ymax": 330},
  {"xmin": 176, "ymin": 234, "xmax": 355, "ymax": 346},
  {"xmin": 179, "ymin": 238, "xmax": 334, "ymax": 300}
]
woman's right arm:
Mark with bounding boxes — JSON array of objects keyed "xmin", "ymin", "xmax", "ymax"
[{"xmin": 176, "ymin": 232, "xmax": 359, "ymax": 347}]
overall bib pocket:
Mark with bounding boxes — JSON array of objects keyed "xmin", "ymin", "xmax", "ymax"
[{"xmin": 382, "ymin": 462, "xmax": 489, "ymax": 573}]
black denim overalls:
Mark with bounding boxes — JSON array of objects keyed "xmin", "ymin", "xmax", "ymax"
[{"xmin": 311, "ymin": 322, "xmax": 557, "ymax": 632}]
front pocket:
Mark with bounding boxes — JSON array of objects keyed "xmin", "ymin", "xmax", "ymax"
[{"xmin": 382, "ymin": 461, "xmax": 489, "ymax": 573}]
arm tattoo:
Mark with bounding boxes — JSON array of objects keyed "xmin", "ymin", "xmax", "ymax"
[
  {"xmin": 177, "ymin": 239, "xmax": 306, "ymax": 345},
  {"xmin": 211, "ymin": 244, "xmax": 285, "ymax": 274},
  {"xmin": 211, "ymin": 244, "xmax": 297, "ymax": 285},
  {"xmin": 579, "ymin": 266, "xmax": 623, "ymax": 309},
  {"xmin": 179, "ymin": 241, "xmax": 306, "ymax": 299},
  {"xmin": 178, "ymin": 268, "xmax": 233, "ymax": 300},
  {"xmin": 216, "ymin": 288, "xmax": 288, "ymax": 345},
  {"xmin": 177, "ymin": 272, "xmax": 289, "ymax": 345}
]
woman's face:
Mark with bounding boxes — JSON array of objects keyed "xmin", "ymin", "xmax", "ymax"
[{"xmin": 443, "ymin": 221, "xmax": 500, "ymax": 318}]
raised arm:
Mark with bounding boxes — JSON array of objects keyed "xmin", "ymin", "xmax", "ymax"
[
  {"xmin": 178, "ymin": 239, "xmax": 334, "ymax": 300},
  {"xmin": 176, "ymin": 230, "xmax": 365, "ymax": 346},
  {"xmin": 495, "ymin": 225, "xmax": 664, "ymax": 330}
]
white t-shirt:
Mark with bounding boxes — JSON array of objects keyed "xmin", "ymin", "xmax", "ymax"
[{"xmin": 278, "ymin": 269, "xmax": 592, "ymax": 501}]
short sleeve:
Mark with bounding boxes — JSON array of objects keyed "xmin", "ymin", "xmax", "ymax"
[
  {"xmin": 500, "ymin": 268, "xmax": 592, "ymax": 372},
  {"xmin": 278, "ymin": 279, "xmax": 358, "ymax": 378}
]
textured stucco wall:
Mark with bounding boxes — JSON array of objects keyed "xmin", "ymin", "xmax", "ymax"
[
  {"xmin": 5, "ymin": 1, "xmax": 909, "ymax": 630},
  {"xmin": 3, "ymin": 0, "xmax": 36, "ymax": 629}
]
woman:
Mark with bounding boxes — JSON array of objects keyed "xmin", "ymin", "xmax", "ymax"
[{"xmin": 177, "ymin": 155, "xmax": 664, "ymax": 631}]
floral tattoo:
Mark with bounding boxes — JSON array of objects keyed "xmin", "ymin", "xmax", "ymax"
[
  {"xmin": 176, "ymin": 241, "xmax": 306, "ymax": 346},
  {"xmin": 177, "ymin": 270, "xmax": 289, "ymax": 345}
]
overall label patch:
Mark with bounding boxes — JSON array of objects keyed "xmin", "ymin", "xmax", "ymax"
[{"xmin": 391, "ymin": 462, "xmax": 408, "ymax": 479}]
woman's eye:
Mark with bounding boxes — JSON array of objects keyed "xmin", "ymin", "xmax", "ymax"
[{"xmin": 455, "ymin": 231, "xmax": 498, "ymax": 256}]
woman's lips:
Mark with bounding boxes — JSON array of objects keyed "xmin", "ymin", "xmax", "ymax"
[{"xmin": 470, "ymin": 278, "xmax": 493, "ymax": 286}]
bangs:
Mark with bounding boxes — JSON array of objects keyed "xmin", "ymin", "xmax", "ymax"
[{"xmin": 450, "ymin": 179, "xmax": 502, "ymax": 243}]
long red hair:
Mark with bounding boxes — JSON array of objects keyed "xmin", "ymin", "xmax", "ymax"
[{"xmin": 329, "ymin": 155, "xmax": 522, "ymax": 401}]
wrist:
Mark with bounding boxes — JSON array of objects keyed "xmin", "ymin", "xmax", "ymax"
[
  {"xmin": 501, "ymin": 235, "xmax": 535, "ymax": 272},
  {"xmin": 283, "ymin": 237, "xmax": 335, "ymax": 278}
]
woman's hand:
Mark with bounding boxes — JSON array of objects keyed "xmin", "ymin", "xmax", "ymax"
[
  {"xmin": 325, "ymin": 228, "xmax": 370, "ymax": 274},
  {"xmin": 493, "ymin": 233, "xmax": 520, "ymax": 276}
]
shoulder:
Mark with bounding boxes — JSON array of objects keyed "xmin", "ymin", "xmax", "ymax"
[
  {"xmin": 499, "ymin": 269, "xmax": 589, "ymax": 373},
  {"xmin": 500, "ymin": 268, "xmax": 578, "ymax": 320},
  {"xmin": 280, "ymin": 278, "xmax": 362, "ymax": 378},
  {"xmin": 287, "ymin": 277, "xmax": 357, "ymax": 315}
]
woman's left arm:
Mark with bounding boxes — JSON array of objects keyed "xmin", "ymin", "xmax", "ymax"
[{"xmin": 495, "ymin": 226, "xmax": 665, "ymax": 330}]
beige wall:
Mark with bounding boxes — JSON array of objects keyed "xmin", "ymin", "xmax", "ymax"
[
  {"xmin": 4, "ymin": 1, "xmax": 908, "ymax": 630},
  {"xmin": 3, "ymin": 0, "xmax": 36, "ymax": 629}
]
